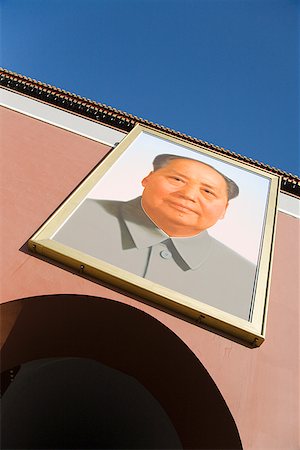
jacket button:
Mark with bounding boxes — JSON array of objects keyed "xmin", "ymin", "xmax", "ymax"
[{"xmin": 160, "ymin": 250, "xmax": 172, "ymax": 259}]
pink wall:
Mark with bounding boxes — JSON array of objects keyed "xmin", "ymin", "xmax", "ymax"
[{"xmin": 1, "ymin": 106, "xmax": 299, "ymax": 449}]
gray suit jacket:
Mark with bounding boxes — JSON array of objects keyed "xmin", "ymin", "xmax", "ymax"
[{"xmin": 54, "ymin": 197, "xmax": 257, "ymax": 320}]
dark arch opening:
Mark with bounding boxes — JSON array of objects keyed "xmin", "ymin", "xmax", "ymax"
[
  {"xmin": 1, "ymin": 357, "xmax": 182, "ymax": 449},
  {"xmin": 1, "ymin": 295, "xmax": 243, "ymax": 449}
]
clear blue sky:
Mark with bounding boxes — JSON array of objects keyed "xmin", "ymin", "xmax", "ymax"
[{"xmin": 1, "ymin": 0, "xmax": 299, "ymax": 176}]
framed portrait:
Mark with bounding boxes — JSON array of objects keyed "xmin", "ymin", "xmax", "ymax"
[{"xmin": 28, "ymin": 124, "xmax": 280, "ymax": 346}]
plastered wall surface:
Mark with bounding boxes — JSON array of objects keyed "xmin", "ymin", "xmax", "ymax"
[{"xmin": 1, "ymin": 106, "xmax": 299, "ymax": 450}]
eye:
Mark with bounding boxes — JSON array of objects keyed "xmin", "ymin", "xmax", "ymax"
[
  {"xmin": 169, "ymin": 176, "xmax": 184, "ymax": 183},
  {"xmin": 202, "ymin": 188, "xmax": 215, "ymax": 197}
]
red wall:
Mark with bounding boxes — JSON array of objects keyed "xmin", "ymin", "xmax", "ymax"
[{"xmin": 1, "ymin": 106, "xmax": 299, "ymax": 449}]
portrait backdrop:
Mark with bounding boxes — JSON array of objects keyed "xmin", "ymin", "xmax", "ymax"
[{"xmin": 30, "ymin": 125, "xmax": 279, "ymax": 346}]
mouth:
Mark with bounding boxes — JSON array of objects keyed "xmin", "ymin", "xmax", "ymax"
[{"xmin": 168, "ymin": 201, "xmax": 198, "ymax": 214}]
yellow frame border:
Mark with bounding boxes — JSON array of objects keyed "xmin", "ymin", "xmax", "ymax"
[{"xmin": 28, "ymin": 124, "xmax": 280, "ymax": 347}]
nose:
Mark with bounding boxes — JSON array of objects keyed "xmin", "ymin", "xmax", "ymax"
[{"xmin": 177, "ymin": 184, "xmax": 199, "ymax": 202}]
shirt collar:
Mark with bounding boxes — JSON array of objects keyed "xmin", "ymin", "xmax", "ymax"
[
  {"xmin": 171, "ymin": 233, "xmax": 212, "ymax": 270},
  {"xmin": 121, "ymin": 197, "xmax": 168, "ymax": 248},
  {"xmin": 120, "ymin": 197, "xmax": 213, "ymax": 270}
]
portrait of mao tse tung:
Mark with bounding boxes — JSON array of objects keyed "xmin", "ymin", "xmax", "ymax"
[{"xmin": 54, "ymin": 153, "xmax": 257, "ymax": 321}]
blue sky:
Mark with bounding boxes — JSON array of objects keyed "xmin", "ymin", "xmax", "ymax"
[{"xmin": 1, "ymin": 0, "xmax": 299, "ymax": 176}]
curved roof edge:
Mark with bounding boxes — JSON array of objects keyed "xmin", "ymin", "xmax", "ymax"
[{"xmin": 1, "ymin": 67, "xmax": 299, "ymax": 198}]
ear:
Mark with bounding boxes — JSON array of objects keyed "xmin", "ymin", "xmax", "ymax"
[
  {"xmin": 219, "ymin": 201, "xmax": 229, "ymax": 220},
  {"xmin": 142, "ymin": 171, "xmax": 153, "ymax": 187}
]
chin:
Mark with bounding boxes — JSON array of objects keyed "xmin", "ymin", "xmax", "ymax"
[{"xmin": 169, "ymin": 217, "xmax": 198, "ymax": 227}]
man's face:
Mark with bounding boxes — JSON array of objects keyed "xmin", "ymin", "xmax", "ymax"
[{"xmin": 141, "ymin": 158, "xmax": 229, "ymax": 237}]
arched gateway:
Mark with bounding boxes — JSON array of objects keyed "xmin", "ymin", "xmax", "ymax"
[{"xmin": 1, "ymin": 295, "xmax": 242, "ymax": 449}]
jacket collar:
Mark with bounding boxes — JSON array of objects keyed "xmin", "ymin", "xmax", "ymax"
[{"xmin": 120, "ymin": 197, "xmax": 212, "ymax": 270}]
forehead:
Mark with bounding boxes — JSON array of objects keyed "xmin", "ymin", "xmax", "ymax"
[{"xmin": 162, "ymin": 158, "xmax": 226, "ymax": 186}]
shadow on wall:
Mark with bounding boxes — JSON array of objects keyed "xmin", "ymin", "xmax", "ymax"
[{"xmin": 0, "ymin": 295, "xmax": 243, "ymax": 450}]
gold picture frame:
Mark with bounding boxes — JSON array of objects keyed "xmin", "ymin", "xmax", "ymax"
[{"xmin": 28, "ymin": 124, "xmax": 280, "ymax": 346}]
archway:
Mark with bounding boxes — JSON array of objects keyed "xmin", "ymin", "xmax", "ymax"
[{"xmin": 1, "ymin": 295, "xmax": 242, "ymax": 449}]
